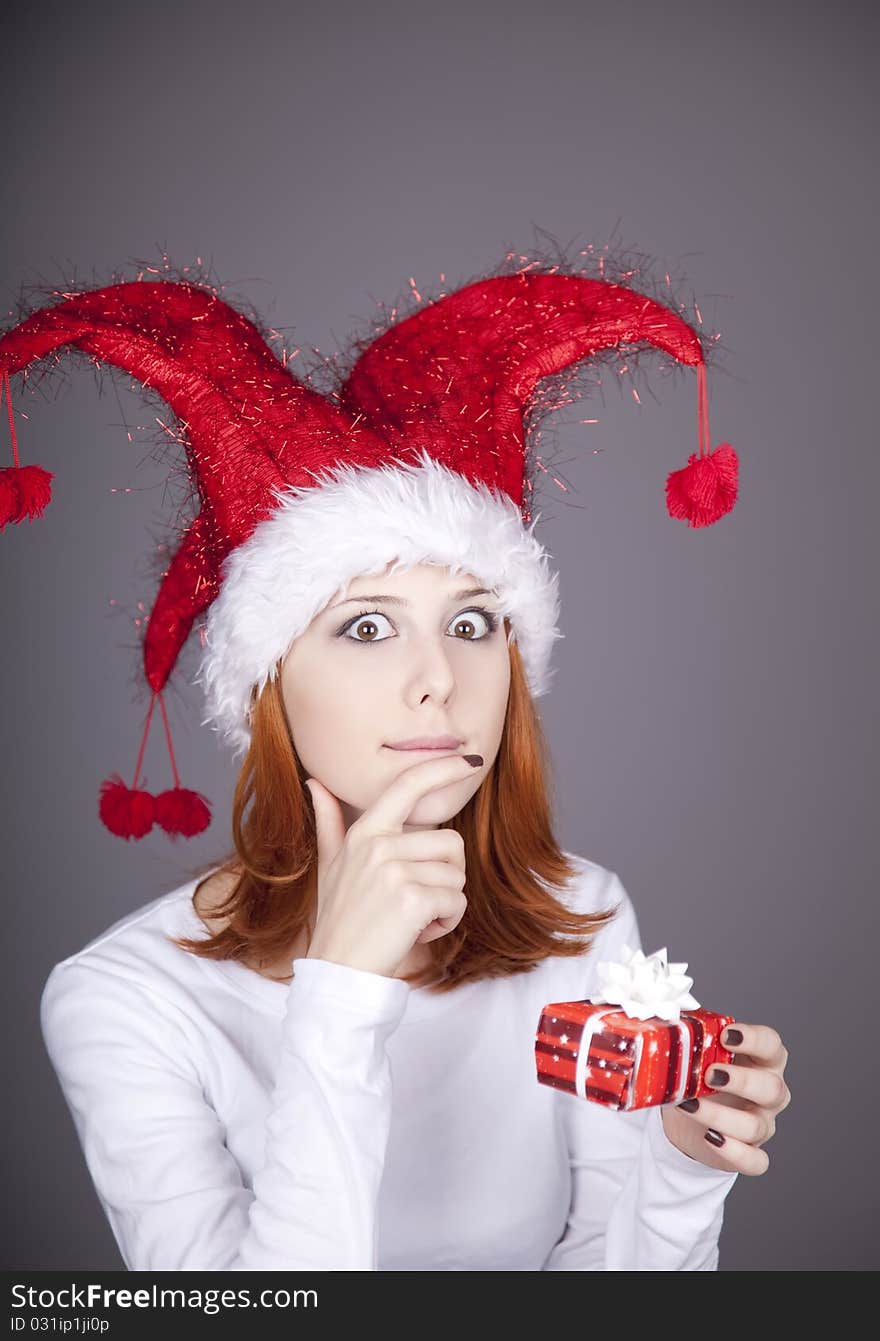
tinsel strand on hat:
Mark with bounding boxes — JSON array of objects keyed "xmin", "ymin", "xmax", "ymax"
[{"xmin": 0, "ymin": 243, "xmax": 739, "ymax": 841}]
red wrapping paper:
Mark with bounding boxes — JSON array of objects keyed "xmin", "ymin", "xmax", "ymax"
[{"xmin": 535, "ymin": 999, "xmax": 737, "ymax": 1111}]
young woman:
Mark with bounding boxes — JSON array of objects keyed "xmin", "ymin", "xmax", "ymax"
[
  {"xmin": 3, "ymin": 251, "xmax": 789, "ymax": 1270},
  {"xmin": 39, "ymin": 551, "xmax": 789, "ymax": 1271}
]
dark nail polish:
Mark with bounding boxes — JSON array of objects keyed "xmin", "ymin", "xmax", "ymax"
[
  {"xmin": 678, "ymin": 1098, "xmax": 700, "ymax": 1113},
  {"xmin": 464, "ymin": 754, "xmax": 483, "ymax": 767},
  {"xmin": 705, "ymin": 1128, "xmax": 726, "ymax": 1148},
  {"xmin": 724, "ymin": 1028, "xmax": 743, "ymax": 1047},
  {"xmin": 708, "ymin": 1068, "xmax": 729, "ymax": 1087}
]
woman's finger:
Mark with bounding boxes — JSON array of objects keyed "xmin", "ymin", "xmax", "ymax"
[
  {"xmin": 699, "ymin": 1127, "xmax": 771, "ymax": 1176},
  {"xmin": 703, "ymin": 1060, "xmax": 790, "ymax": 1112},
  {"xmin": 722, "ymin": 1021, "xmax": 788, "ymax": 1071},
  {"xmin": 676, "ymin": 1094, "xmax": 777, "ymax": 1147}
]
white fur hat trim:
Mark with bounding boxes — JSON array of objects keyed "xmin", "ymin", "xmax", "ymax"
[{"xmin": 195, "ymin": 448, "xmax": 563, "ymax": 757}]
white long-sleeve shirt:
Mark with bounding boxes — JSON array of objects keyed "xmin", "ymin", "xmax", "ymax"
[{"xmin": 40, "ymin": 853, "xmax": 739, "ymax": 1271}]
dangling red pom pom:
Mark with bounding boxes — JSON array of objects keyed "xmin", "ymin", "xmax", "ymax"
[
  {"xmin": 155, "ymin": 787, "xmax": 212, "ymax": 837},
  {"xmin": 98, "ymin": 774, "xmax": 156, "ymax": 840},
  {"xmin": 12, "ymin": 464, "xmax": 54, "ymax": 520},
  {"xmin": 666, "ymin": 442, "xmax": 739, "ymax": 528},
  {"xmin": 0, "ymin": 468, "xmax": 21, "ymax": 530}
]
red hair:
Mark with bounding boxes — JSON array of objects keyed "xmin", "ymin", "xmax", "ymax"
[{"xmin": 170, "ymin": 620, "xmax": 620, "ymax": 992}]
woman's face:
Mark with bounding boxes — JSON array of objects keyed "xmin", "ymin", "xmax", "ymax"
[{"xmin": 280, "ymin": 561, "xmax": 511, "ymax": 831}]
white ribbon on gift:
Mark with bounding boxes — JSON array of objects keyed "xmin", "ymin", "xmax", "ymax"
[{"xmin": 591, "ymin": 943, "xmax": 701, "ymax": 1023}]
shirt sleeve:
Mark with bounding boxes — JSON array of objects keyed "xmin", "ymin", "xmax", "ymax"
[
  {"xmin": 40, "ymin": 953, "xmax": 410, "ymax": 1271},
  {"xmin": 542, "ymin": 872, "xmax": 740, "ymax": 1271}
]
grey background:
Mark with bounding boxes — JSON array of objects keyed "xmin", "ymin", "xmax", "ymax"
[{"xmin": 2, "ymin": 0, "xmax": 876, "ymax": 1271}]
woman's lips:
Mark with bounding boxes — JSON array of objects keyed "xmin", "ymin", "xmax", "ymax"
[
  {"xmin": 385, "ymin": 734, "xmax": 463, "ymax": 751},
  {"xmin": 384, "ymin": 744, "xmax": 461, "ymax": 752}
]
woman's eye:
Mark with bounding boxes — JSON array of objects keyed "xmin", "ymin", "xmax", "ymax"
[
  {"xmin": 340, "ymin": 608, "xmax": 498, "ymax": 644},
  {"xmin": 342, "ymin": 611, "xmax": 394, "ymax": 643},
  {"xmin": 448, "ymin": 609, "xmax": 497, "ymax": 640}
]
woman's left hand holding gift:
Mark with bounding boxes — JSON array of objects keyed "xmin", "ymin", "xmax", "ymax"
[{"xmin": 660, "ymin": 1023, "xmax": 791, "ymax": 1174}]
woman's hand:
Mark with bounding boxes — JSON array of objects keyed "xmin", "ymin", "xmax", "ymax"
[
  {"xmin": 304, "ymin": 751, "xmax": 479, "ymax": 978},
  {"xmin": 660, "ymin": 1023, "xmax": 790, "ymax": 1174}
]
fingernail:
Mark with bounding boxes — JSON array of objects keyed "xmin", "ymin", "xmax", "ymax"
[
  {"xmin": 724, "ymin": 1028, "xmax": 743, "ymax": 1047},
  {"xmin": 705, "ymin": 1128, "xmax": 726, "ymax": 1148},
  {"xmin": 464, "ymin": 754, "xmax": 483, "ymax": 767},
  {"xmin": 708, "ymin": 1068, "xmax": 729, "ymax": 1087},
  {"xmin": 678, "ymin": 1098, "xmax": 700, "ymax": 1113}
]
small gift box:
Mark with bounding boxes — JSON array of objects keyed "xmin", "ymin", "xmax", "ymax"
[{"xmin": 535, "ymin": 944, "xmax": 737, "ymax": 1111}]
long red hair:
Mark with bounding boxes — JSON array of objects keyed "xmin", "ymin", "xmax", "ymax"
[{"xmin": 170, "ymin": 620, "xmax": 620, "ymax": 992}]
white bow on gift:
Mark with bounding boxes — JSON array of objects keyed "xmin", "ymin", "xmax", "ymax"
[{"xmin": 592, "ymin": 944, "xmax": 701, "ymax": 1022}]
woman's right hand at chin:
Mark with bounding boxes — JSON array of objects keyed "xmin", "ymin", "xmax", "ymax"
[{"xmin": 303, "ymin": 752, "xmax": 482, "ymax": 979}]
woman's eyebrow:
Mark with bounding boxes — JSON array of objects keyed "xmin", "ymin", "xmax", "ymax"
[{"xmin": 329, "ymin": 586, "xmax": 495, "ymax": 610}]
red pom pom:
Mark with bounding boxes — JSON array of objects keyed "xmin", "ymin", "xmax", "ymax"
[
  {"xmin": 98, "ymin": 774, "xmax": 156, "ymax": 840},
  {"xmin": 666, "ymin": 442, "xmax": 739, "ymax": 528},
  {"xmin": 155, "ymin": 787, "xmax": 212, "ymax": 838},
  {"xmin": 0, "ymin": 469, "xmax": 21, "ymax": 530},
  {"xmin": 13, "ymin": 464, "xmax": 54, "ymax": 520}
]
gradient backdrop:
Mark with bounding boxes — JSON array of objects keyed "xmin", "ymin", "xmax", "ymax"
[{"xmin": 2, "ymin": 0, "xmax": 876, "ymax": 1271}]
